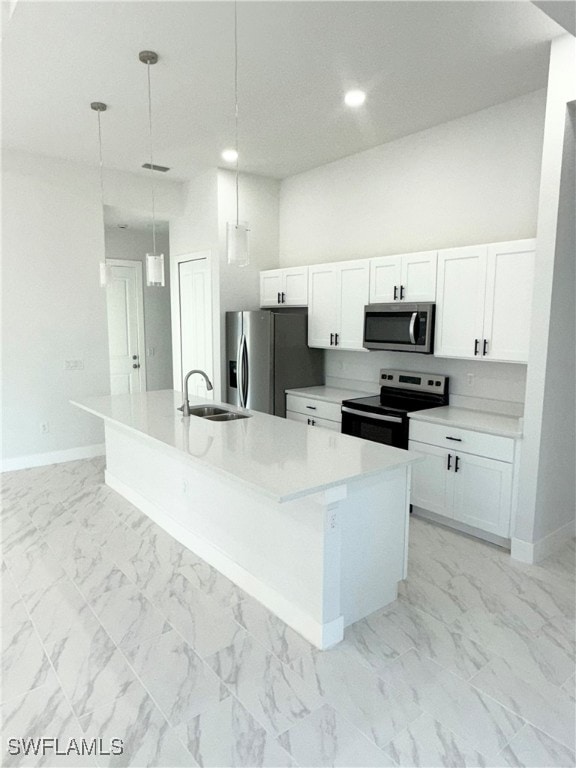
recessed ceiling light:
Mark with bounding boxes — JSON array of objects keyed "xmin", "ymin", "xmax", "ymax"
[
  {"xmin": 221, "ymin": 148, "xmax": 238, "ymax": 163},
  {"xmin": 344, "ymin": 89, "xmax": 366, "ymax": 108}
]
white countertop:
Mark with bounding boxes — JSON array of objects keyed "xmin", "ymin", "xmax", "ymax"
[
  {"xmin": 285, "ymin": 385, "xmax": 374, "ymax": 403},
  {"xmin": 73, "ymin": 390, "xmax": 420, "ymax": 503},
  {"xmin": 408, "ymin": 406, "xmax": 523, "ymax": 438}
]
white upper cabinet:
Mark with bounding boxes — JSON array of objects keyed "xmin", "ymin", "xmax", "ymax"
[
  {"xmin": 308, "ymin": 265, "xmax": 339, "ymax": 348},
  {"xmin": 308, "ymin": 260, "xmax": 369, "ymax": 350},
  {"xmin": 369, "ymin": 251, "xmax": 437, "ymax": 304},
  {"xmin": 435, "ymin": 245, "xmax": 487, "ymax": 359},
  {"xmin": 435, "ymin": 239, "xmax": 535, "ymax": 362},
  {"xmin": 369, "ymin": 256, "xmax": 401, "ymax": 303},
  {"xmin": 260, "ymin": 267, "xmax": 308, "ymax": 307},
  {"xmin": 483, "ymin": 240, "xmax": 536, "ymax": 363}
]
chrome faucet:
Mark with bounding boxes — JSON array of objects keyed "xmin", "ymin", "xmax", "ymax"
[{"xmin": 179, "ymin": 369, "xmax": 213, "ymax": 416}]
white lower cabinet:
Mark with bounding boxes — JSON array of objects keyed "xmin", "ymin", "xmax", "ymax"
[
  {"xmin": 409, "ymin": 424, "xmax": 515, "ymax": 538},
  {"xmin": 285, "ymin": 393, "xmax": 342, "ymax": 431}
]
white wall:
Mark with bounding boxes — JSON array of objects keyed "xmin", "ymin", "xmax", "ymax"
[
  {"xmin": 1, "ymin": 150, "xmax": 184, "ymax": 468},
  {"xmin": 515, "ymin": 35, "xmax": 576, "ymax": 558},
  {"xmin": 278, "ymin": 91, "xmax": 545, "ymax": 410},
  {"xmin": 325, "ymin": 352, "xmax": 526, "ymax": 415},
  {"xmin": 169, "ymin": 169, "xmax": 220, "ymax": 395},
  {"xmin": 104, "ymin": 227, "xmax": 173, "ymax": 392},
  {"xmin": 279, "ymin": 90, "xmax": 545, "ymax": 264},
  {"xmin": 216, "ymin": 170, "xmax": 280, "ymax": 399}
]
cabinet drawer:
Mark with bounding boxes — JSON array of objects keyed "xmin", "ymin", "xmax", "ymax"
[
  {"xmin": 286, "ymin": 410, "xmax": 341, "ymax": 431},
  {"xmin": 285, "ymin": 395, "xmax": 342, "ymax": 422},
  {"xmin": 408, "ymin": 420, "xmax": 514, "ymax": 462}
]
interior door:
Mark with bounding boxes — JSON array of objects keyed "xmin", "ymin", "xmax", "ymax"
[
  {"xmin": 435, "ymin": 245, "xmax": 487, "ymax": 359},
  {"xmin": 178, "ymin": 257, "xmax": 213, "ymax": 398},
  {"xmin": 106, "ymin": 260, "xmax": 146, "ymax": 395}
]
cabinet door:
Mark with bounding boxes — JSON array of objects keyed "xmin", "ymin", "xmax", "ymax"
[
  {"xmin": 283, "ymin": 267, "xmax": 308, "ymax": 306},
  {"xmin": 308, "ymin": 265, "xmax": 339, "ymax": 348},
  {"xmin": 337, "ymin": 260, "xmax": 370, "ymax": 350},
  {"xmin": 483, "ymin": 239, "xmax": 535, "ymax": 363},
  {"xmin": 369, "ymin": 256, "xmax": 402, "ymax": 303},
  {"xmin": 452, "ymin": 453, "xmax": 512, "ymax": 537},
  {"xmin": 435, "ymin": 245, "xmax": 487, "ymax": 359},
  {"xmin": 408, "ymin": 440, "xmax": 455, "ymax": 517},
  {"xmin": 260, "ymin": 270, "xmax": 283, "ymax": 307},
  {"xmin": 401, "ymin": 251, "xmax": 438, "ymax": 302}
]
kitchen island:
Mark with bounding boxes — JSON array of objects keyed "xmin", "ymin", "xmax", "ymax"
[{"xmin": 72, "ymin": 390, "xmax": 420, "ymax": 649}]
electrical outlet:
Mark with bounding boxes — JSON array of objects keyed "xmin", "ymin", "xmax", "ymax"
[
  {"xmin": 65, "ymin": 359, "xmax": 84, "ymax": 371},
  {"xmin": 147, "ymin": 347, "xmax": 155, "ymax": 357},
  {"xmin": 467, "ymin": 373, "xmax": 475, "ymax": 386},
  {"xmin": 40, "ymin": 422, "xmax": 50, "ymax": 434}
]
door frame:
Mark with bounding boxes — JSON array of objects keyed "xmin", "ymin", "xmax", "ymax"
[
  {"xmin": 170, "ymin": 250, "xmax": 214, "ymax": 394},
  {"xmin": 106, "ymin": 258, "xmax": 147, "ymax": 392}
]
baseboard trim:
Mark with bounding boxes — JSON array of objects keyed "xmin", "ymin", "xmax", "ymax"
[
  {"xmin": 1, "ymin": 444, "xmax": 106, "ymax": 473},
  {"xmin": 411, "ymin": 506, "xmax": 510, "ymax": 550},
  {"xmin": 512, "ymin": 519, "xmax": 576, "ymax": 564},
  {"xmin": 106, "ymin": 470, "xmax": 344, "ymax": 649}
]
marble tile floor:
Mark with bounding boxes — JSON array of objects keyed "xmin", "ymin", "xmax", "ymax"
[{"xmin": 1, "ymin": 457, "xmax": 575, "ymax": 768}]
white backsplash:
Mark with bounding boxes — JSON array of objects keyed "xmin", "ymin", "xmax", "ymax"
[{"xmin": 325, "ymin": 350, "xmax": 526, "ymax": 417}]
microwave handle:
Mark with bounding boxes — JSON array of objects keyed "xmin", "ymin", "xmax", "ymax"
[
  {"xmin": 409, "ymin": 312, "xmax": 418, "ymax": 344},
  {"xmin": 342, "ymin": 406, "xmax": 403, "ymax": 424}
]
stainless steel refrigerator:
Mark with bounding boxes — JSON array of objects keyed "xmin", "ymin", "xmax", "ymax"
[{"xmin": 226, "ymin": 310, "xmax": 324, "ymax": 417}]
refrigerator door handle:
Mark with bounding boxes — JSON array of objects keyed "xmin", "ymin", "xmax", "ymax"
[
  {"xmin": 237, "ymin": 334, "xmax": 245, "ymax": 407},
  {"xmin": 241, "ymin": 333, "xmax": 249, "ymax": 407}
]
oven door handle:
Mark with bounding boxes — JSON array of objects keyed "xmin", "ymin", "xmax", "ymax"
[
  {"xmin": 409, "ymin": 312, "xmax": 418, "ymax": 345},
  {"xmin": 341, "ymin": 406, "xmax": 403, "ymax": 424}
]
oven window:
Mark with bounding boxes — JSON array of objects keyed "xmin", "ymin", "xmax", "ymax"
[
  {"xmin": 358, "ymin": 420, "xmax": 396, "ymax": 445},
  {"xmin": 365, "ymin": 312, "xmax": 413, "ymax": 345}
]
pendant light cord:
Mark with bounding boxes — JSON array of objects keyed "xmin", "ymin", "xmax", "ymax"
[
  {"xmin": 146, "ymin": 61, "xmax": 157, "ymax": 256},
  {"xmin": 96, "ymin": 110, "xmax": 105, "ymax": 211},
  {"xmin": 234, "ymin": 0, "xmax": 239, "ymax": 227}
]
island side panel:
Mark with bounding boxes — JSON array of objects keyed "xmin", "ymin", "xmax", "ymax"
[
  {"xmin": 339, "ymin": 467, "xmax": 410, "ymax": 626},
  {"xmin": 104, "ymin": 423, "xmax": 344, "ymax": 648}
]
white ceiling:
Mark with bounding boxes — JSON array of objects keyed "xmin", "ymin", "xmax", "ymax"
[{"xmin": 2, "ymin": 1, "xmax": 565, "ymax": 180}]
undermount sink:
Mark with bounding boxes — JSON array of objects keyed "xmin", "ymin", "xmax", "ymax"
[
  {"xmin": 185, "ymin": 405, "xmax": 252, "ymax": 421},
  {"xmin": 205, "ymin": 412, "xmax": 251, "ymax": 422},
  {"xmin": 187, "ymin": 406, "xmax": 229, "ymax": 418}
]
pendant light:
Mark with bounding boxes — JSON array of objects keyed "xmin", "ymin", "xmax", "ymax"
[
  {"xmin": 226, "ymin": 1, "xmax": 249, "ymax": 267},
  {"xmin": 91, "ymin": 101, "xmax": 110, "ymax": 287},
  {"xmin": 140, "ymin": 50, "xmax": 165, "ymax": 287}
]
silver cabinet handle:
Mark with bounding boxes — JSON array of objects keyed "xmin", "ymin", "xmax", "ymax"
[
  {"xmin": 341, "ymin": 406, "xmax": 402, "ymax": 423},
  {"xmin": 409, "ymin": 312, "xmax": 417, "ymax": 344}
]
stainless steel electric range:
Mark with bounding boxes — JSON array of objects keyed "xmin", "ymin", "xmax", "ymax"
[{"xmin": 341, "ymin": 369, "xmax": 449, "ymax": 449}]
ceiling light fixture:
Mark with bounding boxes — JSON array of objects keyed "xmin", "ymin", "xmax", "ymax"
[
  {"xmin": 221, "ymin": 148, "xmax": 238, "ymax": 163},
  {"xmin": 91, "ymin": 101, "xmax": 110, "ymax": 288},
  {"xmin": 344, "ymin": 89, "xmax": 366, "ymax": 108},
  {"xmin": 226, "ymin": 1, "xmax": 249, "ymax": 267},
  {"xmin": 140, "ymin": 49, "xmax": 165, "ymax": 287}
]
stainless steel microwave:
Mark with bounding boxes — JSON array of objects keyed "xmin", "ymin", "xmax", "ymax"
[{"xmin": 363, "ymin": 303, "xmax": 435, "ymax": 353}]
